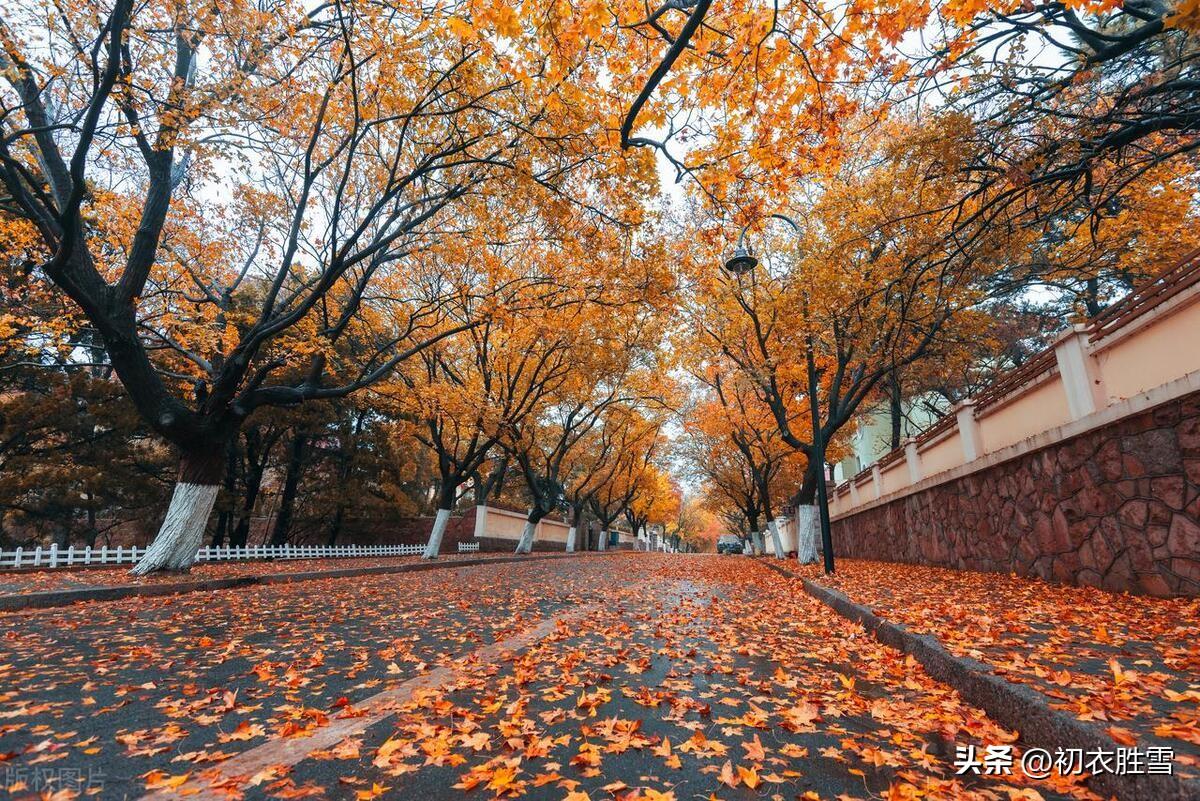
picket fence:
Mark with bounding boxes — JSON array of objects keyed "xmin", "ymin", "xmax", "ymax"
[{"xmin": 0, "ymin": 540, "xmax": 481, "ymax": 570}]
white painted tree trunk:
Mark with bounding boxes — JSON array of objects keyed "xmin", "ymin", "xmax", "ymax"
[
  {"xmin": 422, "ymin": 508, "xmax": 452, "ymax": 559},
  {"xmin": 750, "ymin": 529, "xmax": 765, "ymax": 555},
  {"xmin": 514, "ymin": 519, "xmax": 536, "ymax": 554},
  {"xmin": 565, "ymin": 526, "xmax": 577, "ymax": 552},
  {"xmin": 473, "ymin": 505, "xmax": 488, "ymax": 538},
  {"xmin": 597, "ymin": 529, "xmax": 608, "ymax": 551},
  {"xmin": 767, "ymin": 519, "xmax": 784, "ymax": 559},
  {"xmin": 795, "ymin": 505, "xmax": 820, "ymax": 565},
  {"xmin": 131, "ymin": 482, "xmax": 219, "ymax": 575}
]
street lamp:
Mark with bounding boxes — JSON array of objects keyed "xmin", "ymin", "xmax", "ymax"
[{"xmin": 721, "ymin": 214, "xmax": 836, "ymax": 574}]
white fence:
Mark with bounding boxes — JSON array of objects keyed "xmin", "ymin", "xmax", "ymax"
[{"xmin": 0, "ymin": 540, "xmax": 481, "ymax": 570}]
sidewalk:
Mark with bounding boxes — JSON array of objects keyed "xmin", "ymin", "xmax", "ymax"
[
  {"xmin": 0, "ymin": 552, "xmax": 575, "ymax": 611},
  {"xmin": 790, "ymin": 558, "xmax": 1200, "ymax": 779}
]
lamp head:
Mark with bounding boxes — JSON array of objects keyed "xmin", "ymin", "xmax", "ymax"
[{"xmin": 723, "ymin": 245, "xmax": 758, "ymax": 274}]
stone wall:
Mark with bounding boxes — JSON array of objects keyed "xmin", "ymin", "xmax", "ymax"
[{"xmin": 832, "ymin": 389, "xmax": 1200, "ymax": 597}]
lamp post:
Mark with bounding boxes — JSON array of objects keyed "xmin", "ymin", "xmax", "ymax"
[{"xmin": 722, "ymin": 214, "xmax": 835, "ymax": 574}]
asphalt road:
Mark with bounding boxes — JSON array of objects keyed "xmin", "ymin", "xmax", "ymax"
[{"xmin": 0, "ymin": 554, "xmax": 1096, "ymax": 800}]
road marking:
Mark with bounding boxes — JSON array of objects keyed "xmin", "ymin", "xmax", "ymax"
[{"xmin": 143, "ymin": 599, "xmax": 601, "ymax": 801}]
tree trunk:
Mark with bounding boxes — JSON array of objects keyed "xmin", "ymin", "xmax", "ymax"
[
  {"xmin": 53, "ymin": 521, "xmax": 70, "ymax": 549},
  {"xmin": 423, "ymin": 478, "xmax": 459, "ymax": 559},
  {"xmin": 211, "ymin": 438, "xmax": 239, "ymax": 547},
  {"xmin": 423, "ymin": 507, "xmax": 454, "ymax": 559},
  {"xmin": 212, "ymin": 509, "xmax": 231, "ymax": 548},
  {"xmin": 795, "ymin": 505, "xmax": 819, "ymax": 565},
  {"xmin": 270, "ymin": 432, "xmax": 306, "ymax": 546},
  {"xmin": 767, "ymin": 519, "xmax": 784, "ymax": 559},
  {"xmin": 515, "ymin": 518, "xmax": 537, "ymax": 554},
  {"xmin": 327, "ymin": 504, "xmax": 344, "ymax": 546},
  {"xmin": 566, "ymin": 505, "xmax": 584, "ymax": 553},
  {"xmin": 749, "ymin": 529, "xmax": 765, "ymax": 555},
  {"xmin": 84, "ymin": 499, "xmax": 98, "ymax": 548},
  {"xmin": 132, "ymin": 447, "xmax": 224, "ymax": 574},
  {"xmin": 1085, "ymin": 275, "xmax": 1102, "ymax": 317},
  {"xmin": 794, "ymin": 460, "xmax": 819, "ymax": 506},
  {"xmin": 326, "ymin": 417, "xmax": 359, "ymax": 548},
  {"xmin": 231, "ymin": 463, "xmax": 266, "ymax": 548},
  {"xmin": 889, "ymin": 371, "xmax": 903, "ymax": 451}
]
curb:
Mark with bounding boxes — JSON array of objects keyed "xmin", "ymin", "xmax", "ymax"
[
  {"xmin": 758, "ymin": 560, "xmax": 1200, "ymax": 801},
  {"xmin": 0, "ymin": 552, "xmax": 613, "ymax": 614}
]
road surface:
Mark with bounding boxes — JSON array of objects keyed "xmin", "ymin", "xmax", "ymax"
[{"xmin": 0, "ymin": 554, "xmax": 1095, "ymax": 800}]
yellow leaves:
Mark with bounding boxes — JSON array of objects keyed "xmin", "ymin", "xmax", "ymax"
[
  {"xmin": 486, "ymin": 760, "xmax": 526, "ymax": 796},
  {"xmin": 576, "ymin": 687, "xmax": 611, "ymax": 715},
  {"xmin": 448, "ymin": 15, "xmax": 475, "ymax": 40},
  {"xmin": 653, "ymin": 737, "xmax": 682, "ymax": 769},
  {"xmin": 780, "ymin": 742, "xmax": 809, "ymax": 758},
  {"xmin": 219, "ymin": 720, "xmax": 266, "ymax": 742},
  {"xmin": 252, "ymin": 661, "xmax": 276, "ymax": 682},
  {"xmin": 486, "ymin": 2, "xmax": 522, "ymax": 39},
  {"xmin": 781, "ymin": 701, "xmax": 822, "ymax": 731},
  {"xmin": 677, "ymin": 729, "xmax": 727, "ymax": 758},
  {"xmin": 1153, "ymin": 720, "xmax": 1200, "ymax": 745},
  {"xmin": 1109, "ymin": 658, "xmax": 1136, "ymax": 687},
  {"xmin": 461, "ymin": 731, "xmax": 492, "ymax": 751},
  {"xmin": 569, "ymin": 742, "xmax": 602, "ymax": 771},
  {"xmin": 705, "ymin": 757, "xmax": 766, "ymax": 789},
  {"xmin": 329, "ymin": 738, "xmax": 362, "ymax": 760},
  {"xmin": 940, "ymin": 0, "xmax": 993, "ymax": 27},
  {"xmin": 142, "ymin": 770, "xmax": 190, "ymax": 790},
  {"xmin": 1167, "ymin": 0, "xmax": 1200, "ymax": 30},
  {"xmin": 741, "ymin": 733, "xmax": 766, "ymax": 761},
  {"xmin": 736, "ymin": 764, "xmax": 761, "ymax": 789},
  {"xmin": 1003, "ymin": 790, "xmax": 1048, "ymax": 801},
  {"xmin": 355, "ymin": 782, "xmax": 391, "ymax": 800}
]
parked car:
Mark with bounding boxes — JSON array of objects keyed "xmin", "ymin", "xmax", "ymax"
[{"xmin": 716, "ymin": 534, "xmax": 743, "ymax": 555}]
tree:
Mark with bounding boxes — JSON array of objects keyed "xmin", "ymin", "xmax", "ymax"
[
  {"xmin": 625, "ymin": 467, "xmax": 678, "ymax": 550},
  {"xmin": 560, "ymin": 406, "xmax": 658, "ymax": 553},
  {"xmin": 917, "ymin": 0, "xmax": 1200, "ymax": 239},
  {"xmin": 505, "ymin": 378, "xmax": 639, "ymax": 554},
  {"xmin": 662, "ymin": 495, "xmax": 711, "ymax": 554},
  {"xmin": 687, "ymin": 370, "xmax": 807, "ymax": 558},
  {"xmin": 680, "ymin": 116, "xmax": 1021, "ymax": 514},
  {"xmin": 400, "ymin": 313, "xmax": 573, "ymax": 559},
  {"xmin": 589, "ymin": 434, "xmax": 661, "ymax": 553},
  {"xmin": 0, "ymin": 226, "xmax": 170, "ymax": 547},
  {"xmin": 499, "ymin": 272, "xmax": 671, "ymax": 553},
  {"xmin": 1, "ymin": 0, "xmax": 661, "ymax": 572},
  {"xmin": 680, "ymin": 403, "xmax": 763, "ymax": 554}
]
